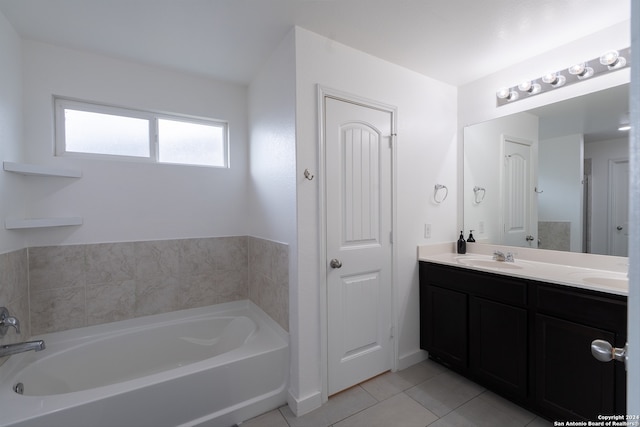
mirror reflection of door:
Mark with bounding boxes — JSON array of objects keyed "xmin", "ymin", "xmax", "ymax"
[
  {"xmin": 502, "ymin": 136, "xmax": 537, "ymax": 248},
  {"xmin": 609, "ymin": 158, "xmax": 629, "ymax": 257}
]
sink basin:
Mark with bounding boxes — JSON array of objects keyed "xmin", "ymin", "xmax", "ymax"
[
  {"xmin": 456, "ymin": 257, "xmax": 524, "ymax": 270},
  {"xmin": 567, "ymin": 271, "xmax": 628, "ymax": 290},
  {"xmin": 581, "ymin": 276, "xmax": 628, "ymax": 289}
]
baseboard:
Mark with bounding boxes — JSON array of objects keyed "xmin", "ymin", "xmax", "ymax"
[
  {"xmin": 287, "ymin": 389, "xmax": 322, "ymax": 417},
  {"xmin": 397, "ymin": 349, "xmax": 428, "ymax": 371}
]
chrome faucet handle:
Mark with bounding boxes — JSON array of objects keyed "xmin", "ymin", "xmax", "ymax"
[
  {"xmin": 505, "ymin": 252, "xmax": 515, "ymax": 262},
  {"xmin": 0, "ymin": 307, "xmax": 20, "ymax": 336}
]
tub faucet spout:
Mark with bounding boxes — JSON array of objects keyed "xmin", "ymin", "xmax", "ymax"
[{"xmin": 0, "ymin": 340, "xmax": 46, "ymax": 357}]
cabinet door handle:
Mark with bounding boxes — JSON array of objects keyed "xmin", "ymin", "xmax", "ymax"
[{"xmin": 591, "ymin": 339, "xmax": 627, "ymax": 369}]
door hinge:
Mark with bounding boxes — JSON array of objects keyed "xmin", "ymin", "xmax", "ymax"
[
  {"xmin": 390, "ymin": 231, "xmax": 393, "ymax": 243},
  {"xmin": 389, "ymin": 324, "xmax": 394, "ymax": 338}
]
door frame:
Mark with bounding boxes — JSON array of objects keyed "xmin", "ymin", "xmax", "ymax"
[{"xmin": 317, "ymin": 85, "xmax": 398, "ymax": 403}]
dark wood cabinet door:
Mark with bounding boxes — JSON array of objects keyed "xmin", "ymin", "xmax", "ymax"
[
  {"xmin": 423, "ymin": 285, "xmax": 468, "ymax": 371},
  {"xmin": 470, "ymin": 296, "xmax": 528, "ymax": 399},
  {"xmin": 535, "ymin": 313, "xmax": 617, "ymax": 421}
]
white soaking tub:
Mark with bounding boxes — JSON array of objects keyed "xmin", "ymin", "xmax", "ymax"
[{"xmin": 0, "ymin": 300, "xmax": 288, "ymax": 427}]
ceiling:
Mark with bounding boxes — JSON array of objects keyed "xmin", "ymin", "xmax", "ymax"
[{"xmin": 0, "ymin": 0, "xmax": 631, "ymax": 86}]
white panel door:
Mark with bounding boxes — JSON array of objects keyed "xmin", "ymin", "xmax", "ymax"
[
  {"xmin": 609, "ymin": 158, "xmax": 629, "ymax": 256},
  {"xmin": 325, "ymin": 96, "xmax": 393, "ymax": 396},
  {"xmin": 503, "ymin": 137, "xmax": 537, "ymax": 248}
]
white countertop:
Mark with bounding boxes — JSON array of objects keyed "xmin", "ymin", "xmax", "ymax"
[{"xmin": 418, "ymin": 243, "xmax": 628, "ymax": 296}]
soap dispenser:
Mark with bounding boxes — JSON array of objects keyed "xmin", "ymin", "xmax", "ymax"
[
  {"xmin": 467, "ymin": 230, "xmax": 476, "ymax": 243},
  {"xmin": 457, "ymin": 231, "xmax": 466, "ymax": 254}
]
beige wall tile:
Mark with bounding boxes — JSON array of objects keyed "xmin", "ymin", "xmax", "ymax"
[
  {"xmin": 29, "ymin": 245, "xmax": 86, "ymax": 291},
  {"xmin": 135, "ymin": 275, "xmax": 182, "ymax": 317},
  {"xmin": 86, "ymin": 280, "xmax": 136, "ymax": 326},
  {"xmin": 86, "ymin": 242, "xmax": 135, "ymax": 285},
  {"xmin": 15, "ymin": 236, "xmax": 284, "ymax": 334},
  {"xmin": 30, "ymin": 286, "xmax": 86, "ymax": 335},
  {"xmin": 134, "ymin": 239, "xmax": 180, "ymax": 280}
]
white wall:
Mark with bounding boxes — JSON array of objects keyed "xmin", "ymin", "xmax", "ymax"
[
  {"xmin": 247, "ymin": 28, "xmax": 298, "ymax": 396},
  {"xmin": 0, "ymin": 11, "xmax": 25, "ymax": 254},
  {"xmin": 20, "ymin": 41, "xmax": 249, "ymax": 246},
  {"xmin": 291, "ymin": 27, "xmax": 457, "ymax": 413},
  {"xmin": 463, "ymin": 112, "xmax": 538, "ymax": 244},
  {"xmin": 585, "ymin": 136, "xmax": 629, "ymax": 255},
  {"xmin": 248, "ymin": 30, "xmax": 297, "ymax": 245},
  {"xmin": 538, "ymin": 134, "xmax": 584, "ymax": 252}
]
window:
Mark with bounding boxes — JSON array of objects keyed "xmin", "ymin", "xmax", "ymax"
[{"xmin": 55, "ymin": 97, "xmax": 228, "ymax": 167}]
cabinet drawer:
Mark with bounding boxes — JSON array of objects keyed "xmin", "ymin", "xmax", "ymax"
[
  {"xmin": 420, "ymin": 262, "xmax": 527, "ymax": 306},
  {"xmin": 535, "ymin": 284, "xmax": 627, "ymax": 333}
]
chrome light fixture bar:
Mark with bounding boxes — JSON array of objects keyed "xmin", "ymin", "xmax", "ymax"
[{"xmin": 496, "ymin": 47, "xmax": 630, "ymax": 106}]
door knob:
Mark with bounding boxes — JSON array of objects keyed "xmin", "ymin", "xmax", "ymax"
[
  {"xmin": 616, "ymin": 225, "xmax": 623, "ymax": 231},
  {"xmin": 525, "ymin": 235, "xmax": 535, "ymax": 242},
  {"xmin": 329, "ymin": 259, "xmax": 342, "ymax": 269},
  {"xmin": 591, "ymin": 339, "xmax": 627, "ymax": 368}
]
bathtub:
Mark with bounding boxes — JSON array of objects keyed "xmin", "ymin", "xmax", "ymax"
[{"xmin": 0, "ymin": 300, "xmax": 288, "ymax": 427}]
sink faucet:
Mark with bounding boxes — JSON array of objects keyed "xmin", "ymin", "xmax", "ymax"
[
  {"xmin": 0, "ymin": 340, "xmax": 46, "ymax": 357},
  {"xmin": 493, "ymin": 251, "xmax": 515, "ymax": 262}
]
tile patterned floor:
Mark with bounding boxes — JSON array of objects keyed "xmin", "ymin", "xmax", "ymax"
[{"xmin": 242, "ymin": 358, "xmax": 552, "ymax": 427}]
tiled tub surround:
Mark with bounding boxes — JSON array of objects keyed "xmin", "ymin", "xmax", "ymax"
[
  {"xmin": 248, "ymin": 237, "xmax": 289, "ymax": 331},
  {"xmin": 0, "ymin": 236, "xmax": 288, "ymax": 337},
  {"xmin": 0, "ymin": 249, "xmax": 29, "ymax": 366}
]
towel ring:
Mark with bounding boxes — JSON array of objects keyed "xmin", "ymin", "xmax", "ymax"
[
  {"xmin": 473, "ymin": 186, "xmax": 486, "ymax": 204},
  {"xmin": 434, "ymin": 184, "xmax": 448, "ymax": 204}
]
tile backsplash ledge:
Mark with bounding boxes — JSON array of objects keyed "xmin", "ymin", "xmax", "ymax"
[{"xmin": 0, "ymin": 236, "xmax": 289, "ymax": 340}]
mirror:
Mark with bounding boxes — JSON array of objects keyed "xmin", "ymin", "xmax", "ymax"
[{"xmin": 464, "ymin": 83, "xmax": 629, "ymax": 256}]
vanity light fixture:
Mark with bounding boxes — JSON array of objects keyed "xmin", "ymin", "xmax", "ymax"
[{"xmin": 496, "ymin": 47, "xmax": 629, "ymax": 106}]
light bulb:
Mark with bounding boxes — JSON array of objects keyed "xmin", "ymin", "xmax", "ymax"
[
  {"xmin": 518, "ymin": 81, "xmax": 532, "ymax": 92},
  {"xmin": 600, "ymin": 50, "xmax": 626, "ymax": 69},
  {"xmin": 568, "ymin": 63, "xmax": 586, "ymax": 75},
  {"xmin": 568, "ymin": 62, "xmax": 593, "ymax": 79},
  {"xmin": 496, "ymin": 88, "xmax": 511, "ymax": 99},
  {"xmin": 542, "ymin": 72, "xmax": 566, "ymax": 87},
  {"xmin": 496, "ymin": 88, "xmax": 518, "ymax": 102}
]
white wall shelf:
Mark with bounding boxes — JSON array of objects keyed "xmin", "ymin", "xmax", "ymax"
[
  {"xmin": 5, "ymin": 217, "xmax": 84, "ymax": 230},
  {"xmin": 3, "ymin": 161, "xmax": 82, "ymax": 178},
  {"xmin": 3, "ymin": 162, "xmax": 83, "ymax": 229}
]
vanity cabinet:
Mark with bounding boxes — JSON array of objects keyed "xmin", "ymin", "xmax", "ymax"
[
  {"xmin": 419, "ymin": 261, "xmax": 627, "ymax": 421},
  {"xmin": 534, "ymin": 284, "xmax": 627, "ymax": 421},
  {"xmin": 419, "ymin": 262, "xmax": 529, "ymax": 401}
]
